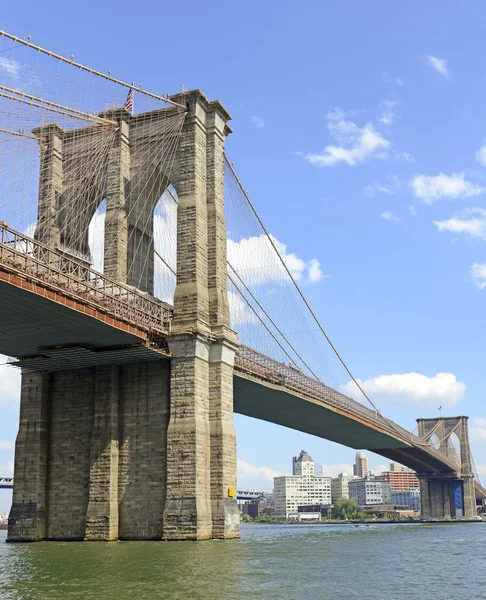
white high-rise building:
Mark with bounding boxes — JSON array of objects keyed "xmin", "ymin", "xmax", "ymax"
[{"xmin": 274, "ymin": 450, "xmax": 331, "ymax": 518}]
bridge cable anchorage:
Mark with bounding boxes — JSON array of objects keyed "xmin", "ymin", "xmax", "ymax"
[{"xmin": 0, "ymin": 30, "xmax": 186, "ymax": 109}]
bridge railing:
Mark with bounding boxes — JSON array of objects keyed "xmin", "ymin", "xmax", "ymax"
[
  {"xmin": 236, "ymin": 345, "xmax": 397, "ymax": 429},
  {"xmin": 0, "ymin": 223, "xmax": 172, "ymax": 336},
  {"xmin": 234, "ymin": 345, "xmax": 459, "ymax": 470}
]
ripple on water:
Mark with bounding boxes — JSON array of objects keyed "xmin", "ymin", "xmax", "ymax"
[{"xmin": 1, "ymin": 523, "xmax": 486, "ymax": 600}]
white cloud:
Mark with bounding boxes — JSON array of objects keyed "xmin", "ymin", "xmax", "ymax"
[
  {"xmin": 320, "ymin": 463, "xmax": 354, "ymax": 477},
  {"xmin": 434, "ymin": 207, "xmax": 486, "ymax": 240},
  {"xmin": 364, "ymin": 183, "xmax": 393, "ymax": 197},
  {"xmin": 0, "ymin": 442, "xmax": 15, "ymax": 451},
  {"xmin": 0, "ymin": 57, "xmax": 20, "ymax": 78},
  {"xmin": 380, "ymin": 211, "xmax": 399, "ymax": 222},
  {"xmin": 379, "ymin": 98, "xmax": 399, "ymax": 126},
  {"xmin": 475, "ymin": 142, "xmax": 486, "ymax": 166},
  {"xmin": 0, "ymin": 359, "xmax": 21, "ymax": 409},
  {"xmin": 228, "ymin": 234, "xmax": 326, "ymax": 285},
  {"xmin": 477, "ymin": 464, "xmax": 486, "ymax": 476},
  {"xmin": 383, "ymin": 72, "xmax": 405, "ymax": 87},
  {"xmin": 228, "ymin": 290, "xmax": 259, "ymax": 326},
  {"xmin": 411, "ymin": 173, "xmax": 485, "ymax": 203},
  {"xmin": 304, "ymin": 110, "xmax": 389, "ymax": 167},
  {"xmin": 427, "ymin": 55, "xmax": 450, "ymax": 79},
  {"xmin": 469, "ymin": 262, "xmax": 486, "ymax": 290},
  {"xmin": 237, "ymin": 459, "xmax": 280, "ymax": 488},
  {"xmin": 343, "ymin": 372, "xmax": 465, "ymax": 408},
  {"xmin": 396, "ymin": 152, "xmax": 415, "ymax": 163},
  {"xmin": 251, "ymin": 116, "xmax": 264, "ymax": 128},
  {"xmin": 308, "ymin": 259, "xmax": 326, "ymax": 283},
  {"xmin": 470, "ymin": 426, "xmax": 486, "ymax": 443},
  {"xmin": 409, "ymin": 205, "xmax": 417, "ymax": 216},
  {"xmin": 472, "ymin": 418, "xmax": 486, "ymax": 427}
]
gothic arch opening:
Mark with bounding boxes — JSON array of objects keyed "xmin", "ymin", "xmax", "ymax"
[
  {"xmin": 429, "ymin": 433, "xmax": 440, "ymax": 450},
  {"xmin": 88, "ymin": 199, "xmax": 106, "ymax": 273},
  {"xmin": 153, "ymin": 185, "xmax": 177, "ymax": 304},
  {"xmin": 446, "ymin": 431, "xmax": 462, "ymax": 465}
]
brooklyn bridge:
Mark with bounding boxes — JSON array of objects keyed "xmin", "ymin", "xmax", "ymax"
[{"xmin": 0, "ymin": 30, "xmax": 484, "ymax": 542}]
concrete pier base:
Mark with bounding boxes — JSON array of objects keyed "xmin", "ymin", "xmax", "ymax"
[{"xmin": 419, "ymin": 474, "xmax": 476, "ymax": 520}]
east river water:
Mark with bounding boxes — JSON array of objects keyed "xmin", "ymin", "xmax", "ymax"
[{"xmin": 1, "ymin": 523, "xmax": 485, "ymax": 599}]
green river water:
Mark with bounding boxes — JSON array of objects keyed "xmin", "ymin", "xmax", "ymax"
[{"xmin": 1, "ymin": 523, "xmax": 485, "ymax": 599}]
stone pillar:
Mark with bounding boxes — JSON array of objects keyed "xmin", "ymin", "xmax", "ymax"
[
  {"xmin": 205, "ymin": 102, "xmax": 239, "ymax": 538},
  {"xmin": 208, "ymin": 336, "xmax": 239, "ymax": 538},
  {"xmin": 463, "ymin": 476, "xmax": 476, "ymax": 518},
  {"xmin": 419, "ymin": 475, "xmax": 431, "ymax": 519},
  {"xmin": 458, "ymin": 417, "xmax": 476, "ymax": 518},
  {"xmin": 163, "ymin": 334, "xmax": 213, "ymax": 540},
  {"xmin": 84, "ymin": 366, "xmax": 119, "ymax": 541},
  {"xmin": 8, "ymin": 372, "xmax": 49, "ymax": 542},
  {"xmin": 428, "ymin": 479, "xmax": 443, "ymax": 519},
  {"xmin": 163, "ymin": 91, "xmax": 213, "ymax": 540},
  {"xmin": 441, "ymin": 480, "xmax": 452, "ymax": 519},
  {"xmin": 33, "ymin": 124, "xmax": 63, "ymax": 249},
  {"xmin": 104, "ymin": 116, "xmax": 130, "ymax": 282}
]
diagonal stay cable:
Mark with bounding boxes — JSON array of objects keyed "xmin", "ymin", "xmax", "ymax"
[{"xmin": 223, "ymin": 154, "xmax": 443, "ymax": 448}]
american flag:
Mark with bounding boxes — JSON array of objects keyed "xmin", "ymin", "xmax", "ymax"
[{"xmin": 123, "ymin": 89, "xmax": 134, "ymax": 114}]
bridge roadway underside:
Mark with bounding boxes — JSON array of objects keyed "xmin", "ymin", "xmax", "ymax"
[
  {"xmin": 233, "ymin": 374, "xmax": 455, "ymax": 475},
  {"xmin": 0, "ymin": 276, "xmax": 463, "ymax": 475},
  {"xmin": 0, "ymin": 277, "xmax": 167, "ymax": 367}
]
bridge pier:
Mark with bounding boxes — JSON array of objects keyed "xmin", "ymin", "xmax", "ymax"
[
  {"xmin": 8, "ymin": 373, "xmax": 49, "ymax": 542},
  {"xmin": 417, "ymin": 417, "xmax": 477, "ymax": 520},
  {"xmin": 419, "ymin": 475, "xmax": 476, "ymax": 519},
  {"xmin": 8, "ymin": 89, "xmax": 239, "ymax": 542},
  {"xmin": 84, "ymin": 366, "xmax": 120, "ymax": 541},
  {"xmin": 162, "ymin": 91, "xmax": 239, "ymax": 540}
]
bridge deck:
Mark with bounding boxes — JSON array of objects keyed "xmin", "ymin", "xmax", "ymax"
[{"xmin": 1, "ymin": 223, "xmax": 484, "ymax": 496}]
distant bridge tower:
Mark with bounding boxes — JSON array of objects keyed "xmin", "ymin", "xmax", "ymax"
[
  {"xmin": 8, "ymin": 90, "xmax": 240, "ymax": 542},
  {"xmin": 416, "ymin": 416, "xmax": 476, "ymax": 519}
]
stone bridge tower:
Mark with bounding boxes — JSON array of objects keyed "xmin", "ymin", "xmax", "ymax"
[
  {"xmin": 417, "ymin": 416, "xmax": 476, "ymax": 519},
  {"xmin": 8, "ymin": 90, "xmax": 240, "ymax": 541}
]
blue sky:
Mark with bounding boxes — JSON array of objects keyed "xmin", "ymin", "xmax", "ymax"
[{"xmin": 2, "ymin": 1, "xmax": 486, "ymax": 510}]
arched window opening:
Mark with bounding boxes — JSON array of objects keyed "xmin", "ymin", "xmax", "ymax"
[
  {"xmin": 88, "ymin": 199, "xmax": 106, "ymax": 273},
  {"xmin": 429, "ymin": 433, "xmax": 440, "ymax": 450},
  {"xmin": 446, "ymin": 432, "xmax": 462, "ymax": 466},
  {"xmin": 153, "ymin": 185, "xmax": 177, "ymax": 304}
]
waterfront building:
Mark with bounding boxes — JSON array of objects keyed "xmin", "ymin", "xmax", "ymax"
[
  {"xmin": 274, "ymin": 450, "xmax": 332, "ymax": 518},
  {"xmin": 391, "ymin": 488, "xmax": 421, "ymax": 511},
  {"xmin": 353, "ymin": 452, "xmax": 369, "ymax": 478},
  {"xmin": 381, "ymin": 464, "xmax": 419, "ymax": 491},
  {"xmin": 298, "ymin": 504, "xmax": 331, "ymax": 518},
  {"xmin": 331, "ymin": 473, "xmax": 351, "ymax": 502},
  {"xmin": 348, "ymin": 476, "xmax": 392, "ymax": 506}
]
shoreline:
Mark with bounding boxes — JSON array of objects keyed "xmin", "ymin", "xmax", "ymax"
[{"xmin": 241, "ymin": 518, "xmax": 485, "ymax": 526}]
